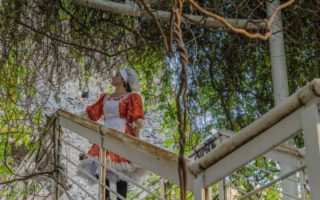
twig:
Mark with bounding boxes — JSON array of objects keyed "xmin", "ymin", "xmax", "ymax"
[
  {"xmin": 0, "ymin": 171, "xmax": 54, "ymax": 185},
  {"xmin": 187, "ymin": 0, "xmax": 295, "ymax": 40},
  {"xmin": 137, "ymin": 0, "xmax": 171, "ymax": 56}
]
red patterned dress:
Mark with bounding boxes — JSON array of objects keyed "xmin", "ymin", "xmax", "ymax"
[{"xmin": 85, "ymin": 92, "xmax": 144, "ymax": 173}]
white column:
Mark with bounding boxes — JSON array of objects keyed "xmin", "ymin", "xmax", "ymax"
[
  {"xmin": 266, "ymin": 1, "xmax": 299, "ymax": 199},
  {"xmin": 302, "ymin": 103, "xmax": 320, "ymax": 199},
  {"xmin": 266, "ymin": 0, "xmax": 289, "ymax": 105}
]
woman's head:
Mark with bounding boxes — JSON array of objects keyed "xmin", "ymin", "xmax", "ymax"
[
  {"xmin": 112, "ymin": 67, "xmax": 140, "ymax": 92},
  {"xmin": 111, "ymin": 71, "xmax": 126, "ymax": 89}
]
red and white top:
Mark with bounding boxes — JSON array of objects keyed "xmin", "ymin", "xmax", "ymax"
[{"xmin": 85, "ymin": 92, "xmax": 144, "ymax": 171}]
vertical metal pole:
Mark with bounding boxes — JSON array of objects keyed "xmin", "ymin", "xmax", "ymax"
[
  {"xmin": 203, "ymin": 187, "xmax": 212, "ymax": 200},
  {"xmin": 298, "ymin": 171, "xmax": 307, "ymax": 200},
  {"xmin": 53, "ymin": 119, "xmax": 62, "ymax": 199},
  {"xmin": 194, "ymin": 187, "xmax": 212, "ymax": 200},
  {"xmin": 302, "ymin": 103, "xmax": 320, "ymax": 200},
  {"xmin": 266, "ymin": 1, "xmax": 298, "ymax": 199},
  {"xmin": 218, "ymin": 179, "xmax": 226, "ymax": 200},
  {"xmin": 193, "ymin": 175, "xmax": 205, "ymax": 200},
  {"xmin": 266, "ymin": 0, "xmax": 289, "ymax": 105},
  {"xmin": 99, "ymin": 133, "xmax": 107, "ymax": 200},
  {"xmin": 193, "ymin": 189, "xmax": 204, "ymax": 200},
  {"xmin": 160, "ymin": 178, "xmax": 167, "ymax": 199},
  {"xmin": 217, "ymin": 136, "xmax": 227, "ymax": 200}
]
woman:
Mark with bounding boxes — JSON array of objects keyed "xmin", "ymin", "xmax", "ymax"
[{"xmin": 82, "ymin": 67, "xmax": 145, "ymax": 199}]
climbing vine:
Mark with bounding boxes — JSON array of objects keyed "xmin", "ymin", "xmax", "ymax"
[{"xmin": 0, "ymin": 0, "xmax": 319, "ymax": 199}]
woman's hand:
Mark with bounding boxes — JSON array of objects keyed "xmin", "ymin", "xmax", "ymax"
[
  {"xmin": 133, "ymin": 127, "xmax": 141, "ymax": 137},
  {"xmin": 131, "ymin": 119, "xmax": 144, "ymax": 137}
]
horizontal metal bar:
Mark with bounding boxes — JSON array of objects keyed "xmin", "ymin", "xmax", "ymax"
[
  {"xmin": 58, "ymin": 153, "xmax": 126, "ymax": 200},
  {"xmin": 265, "ymin": 149, "xmax": 305, "ymax": 168},
  {"xmin": 197, "ymin": 107, "xmax": 304, "ymax": 188},
  {"xmin": 72, "ymin": 0, "xmax": 266, "ymax": 29},
  {"xmin": 230, "ymin": 172, "xmax": 301, "ymax": 198},
  {"xmin": 58, "ymin": 169, "xmax": 97, "ymax": 200},
  {"xmin": 59, "ymin": 141, "xmax": 163, "ymax": 200},
  {"xmin": 239, "ymin": 164, "xmax": 306, "ymax": 200},
  {"xmin": 270, "ymin": 187, "xmax": 301, "ymax": 200},
  {"xmin": 131, "ymin": 178, "xmax": 161, "ymax": 199},
  {"xmin": 249, "ymin": 163, "xmax": 301, "ymax": 184},
  {"xmin": 57, "ymin": 184, "xmax": 72, "ymax": 199},
  {"xmin": 59, "ymin": 154, "xmax": 98, "ymax": 183},
  {"xmin": 57, "ymin": 111, "xmax": 195, "ymax": 190},
  {"xmin": 228, "ymin": 181, "xmax": 300, "ymax": 200},
  {"xmin": 101, "ymin": 166, "xmax": 164, "ymax": 200},
  {"xmin": 60, "ymin": 138, "xmax": 97, "ymax": 161},
  {"xmin": 60, "ymin": 138, "xmax": 105, "ymax": 168}
]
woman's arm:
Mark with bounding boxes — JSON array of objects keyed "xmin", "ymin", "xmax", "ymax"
[
  {"xmin": 129, "ymin": 93, "xmax": 145, "ymax": 137},
  {"xmin": 85, "ymin": 93, "xmax": 107, "ymax": 121}
]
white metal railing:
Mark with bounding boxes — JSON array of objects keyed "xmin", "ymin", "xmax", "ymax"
[
  {"xmin": 58, "ymin": 137, "xmax": 164, "ymax": 200},
  {"xmin": 189, "ymin": 79, "xmax": 320, "ymax": 199},
  {"xmin": 53, "ymin": 110, "xmax": 176, "ymax": 200},
  {"xmin": 13, "ymin": 79, "xmax": 320, "ymax": 200},
  {"xmin": 53, "ymin": 101, "xmax": 316, "ymax": 198}
]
